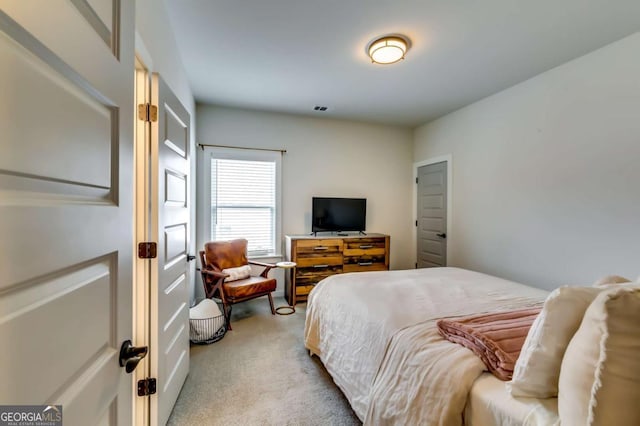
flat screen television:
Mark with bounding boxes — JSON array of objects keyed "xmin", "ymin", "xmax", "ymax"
[{"xmin": 312, "ymin": 197, "xmax": 366, "ymax": 233}]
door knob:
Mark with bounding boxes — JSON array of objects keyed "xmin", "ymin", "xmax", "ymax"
[
  {"xmin": 186, "ymin": 254, "xmax": 196, "ymax": 262},
  {"xmin": 436, "ymin": 233, "xmax": 447, "ymax": 239},
  {"xmin": 119, "ymin": 340, "xmax": 148, "ymax": 374}
]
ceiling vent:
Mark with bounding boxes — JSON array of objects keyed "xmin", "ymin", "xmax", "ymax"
[{"xmin": 313, "ymin": 106, "xmax": 328, "ymax": 112}]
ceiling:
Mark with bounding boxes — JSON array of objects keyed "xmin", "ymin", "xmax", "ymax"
[{"xmin": 166, "ymin": 0, "xmax": 640, "ymax": 127}]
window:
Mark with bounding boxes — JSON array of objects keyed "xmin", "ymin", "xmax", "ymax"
[{"xmin": 206, "ymin": 148, "xmax": 282, "ymax": 257}]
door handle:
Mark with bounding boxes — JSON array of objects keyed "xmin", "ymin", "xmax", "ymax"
[
  {"xmin": 119, "ymin": 340, "xmax": 148, "ymax": 374},
  {"xmin": 436, "ymin": 233, "xmax": 447, "ymax": 239},
  {"xmin": 186, "ymin": 254, "xmax": 196, "ymax": 262}
]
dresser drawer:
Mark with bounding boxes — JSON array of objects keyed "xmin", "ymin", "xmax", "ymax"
[
  {"xmin": 343, "ymin": 237, "xmax": 387, "ymax": 257},
  {"xmin": 343, "ymin": 262, "xmax": 388, "ymax": 273},
  {"xmin": 343, "ymin": 253, "xmax": 387, "ymax": 273},
  {"xmin": 295, "ymin": 239, "xmax": 343, "ymax": 255},
  {"xmin": 295, "ymin": 255, "xmax": 343, "ymax": 268},
  {"xmin": 295, "ymin": 285, "xmax": 316, "ymax": 297},
  {"xmin": 295, "ymin": 264, "xmax": 342, "ymax": 295},
  {"xmin": 296, "ymin": 264, "xmax": 342, "ymax": 284},
  {"xmin": 294, "ymin": 239, "xmax": 343, "ymax": 267}
]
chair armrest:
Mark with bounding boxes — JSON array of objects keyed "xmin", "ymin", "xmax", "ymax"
[
  {"xmin": 200, "ymin": 268, "xmax": 229, "ymax": 299},
  {"xmin": 248, "ymin": 260, "xmax": 276, "ymax": 268},
  {"xmin": 248, "ymin": 260, "xmax": 276, "ymax": 278},
  {"xmin": 201, "ymin": 269, "xmax": 229, "ymax": 279}
]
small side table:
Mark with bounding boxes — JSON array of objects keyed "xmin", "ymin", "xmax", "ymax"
[{"xmin": 275, "ymin": 261, "xmax": 296, "ymax": 315}]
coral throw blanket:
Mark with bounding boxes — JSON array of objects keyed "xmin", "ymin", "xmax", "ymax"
[{"xmin": 437, "ymin": 306, "xmax": 542, "ymax": 380}]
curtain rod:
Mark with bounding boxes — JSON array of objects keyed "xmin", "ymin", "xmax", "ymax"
[{"xmin": 198, "ymin": 143, "xmax": 286, "ymax": 154}]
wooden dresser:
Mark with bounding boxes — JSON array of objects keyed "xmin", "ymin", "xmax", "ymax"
[{"xmin": 284, "ymin": 233, "xmax": 390, "ymax": 305}]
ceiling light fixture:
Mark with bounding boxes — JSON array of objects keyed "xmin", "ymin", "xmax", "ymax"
[{"xmin": 367, "ymin": 35, "xmax": 409, "ymax": 65}]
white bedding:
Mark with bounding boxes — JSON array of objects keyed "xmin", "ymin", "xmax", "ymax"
[
  {"xmin": 465, "ymin": 373, "xmax": 559, "ymax": 426},
  {"xmin": 304, "ymin": 267, "xmax": 547, "ymax": 425}
]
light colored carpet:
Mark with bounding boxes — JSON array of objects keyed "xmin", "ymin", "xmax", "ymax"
[{"xmin": 167, "ymin": 296, "xmax": 361, "ymax": 426}]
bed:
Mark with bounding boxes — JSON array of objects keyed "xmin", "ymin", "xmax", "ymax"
[
  {"xmin": 465, "ymin": 373, "xmax": 558, "ymax": 426},
  {"xmin": 304, "ymin": 267, "xmax": 558, "ymax": 425}
]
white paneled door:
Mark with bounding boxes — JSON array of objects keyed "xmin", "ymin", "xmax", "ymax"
[
  {"xmin": 150, "ymin": 74, "xmax": 191, "ymax": 426},
  {"xmin": 0, "ymin": 1, "xmax": 135, "ymax": 425}
]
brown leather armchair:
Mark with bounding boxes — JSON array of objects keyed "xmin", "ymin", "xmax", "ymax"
[{"xmin": 199, "ymin": 239, "xmax": 276, "ymax": 329}]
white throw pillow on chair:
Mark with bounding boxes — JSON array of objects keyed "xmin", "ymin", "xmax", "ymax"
[{"xmin": 221, "ymin": 264, "xmax": 252, "ymax": 282}]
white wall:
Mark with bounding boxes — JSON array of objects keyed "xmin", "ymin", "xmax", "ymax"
[
  {"xmin": 135, "ymin": 0, "xmax": 198, "ymax": 303},
  {"xmin": 414, "ymin": 33, "xmax": 640, "ymax": 291},
  {"xmin": 196, "ymin": 106, "xmax": 414, "ymax": 298},
  {"xmin": 135, "ymin": 1, "xmax": 194, "ymax": 111}
]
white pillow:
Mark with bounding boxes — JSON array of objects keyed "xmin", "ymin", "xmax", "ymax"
[
  {"xmin": 509, "ymin": 286, "xmax": 603, "ymax": 398},
  {"xmin": 558, "ymin": 287, "xmax": 640, "ymax": 426},
  {"xmin": 221, "ymin": 264, "xmax": 252, "ymax": 282},
  {"xmin": 592, "ymin": 275, "xmax": 631, "ymax": 287},
  {"xmin": 189, "ymin": 298, "xmax": 222, "ymax": 320},
  {"xmin": 189, "ymin": 299, "xmax": 224, "ymax": 339}
]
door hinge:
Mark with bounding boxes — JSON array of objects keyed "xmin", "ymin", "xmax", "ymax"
[
  {"xmin": 137, "ymin": 378, "xmax": 157, "ymax": 397},
  {"xmin": 138, "ymin": 242, "xmax": 157, "ymax": 259},
  {"xmin": 415, "ymin": 220, "xmax": 418, "ymax": 227},
  {"xmin": 415, "ymin": 262, "xmax": 418, "ymax": 269},
  {"xmin": 137, "ymin": 103, "xmax": 158, "ymax": 122},
  {"xmin": 416, "ymin": 177, "xmax": 418, "ymax": 184}
]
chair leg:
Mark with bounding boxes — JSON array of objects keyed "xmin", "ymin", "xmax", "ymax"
[
  {"xmin": 219, "ymin": 289, "xmax": 232, "ymax": 331},
  {"xmin": 226, "ymin": 305, "xmax": 233, "ymax": 331},
  {"xmin": 267, "ymin": 292, "xmax": 275, "ymax": 315}
]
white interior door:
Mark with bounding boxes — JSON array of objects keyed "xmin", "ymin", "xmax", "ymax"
[
  {"xmin": 417, "ymin": 161, "xmax": 448, "ymax": 268},
  {"xmin": 150, "ymin": 73, "xmax": 191, "ymax": 426},
  {"xmin": 0, "ymin": 1, "xmax": 135, "ymax": 425}
]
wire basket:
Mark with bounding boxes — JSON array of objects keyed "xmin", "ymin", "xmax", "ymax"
[{"xmin": 189, "ymin": 313, "xmax": 227, "ymax": 345}]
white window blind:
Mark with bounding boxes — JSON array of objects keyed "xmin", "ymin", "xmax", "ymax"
[{"xmin": 210, "ymin": 158, "xmax": 277, "ymax": 256}]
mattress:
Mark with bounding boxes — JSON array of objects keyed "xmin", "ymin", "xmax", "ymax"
[{"xmin": 465, "ymin": 373, "xmax": 559, "ymax": 426}]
